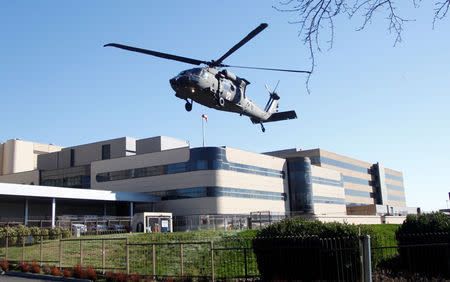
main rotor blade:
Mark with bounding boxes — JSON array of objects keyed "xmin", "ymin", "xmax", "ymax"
[
  {"xmin": 224, "ymin": 64, "xmax": 311, "ymax": 74},
  {"xmin": 104, "ymin": 43, "xmax": 207, "ymax": 66},
  {"xmin": 215, "ymin": 23, "xmax": 268, "ymax": 66}
]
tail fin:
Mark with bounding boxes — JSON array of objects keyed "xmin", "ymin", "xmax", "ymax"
[{"xmin": 264, "ymin": 110, "xmax": 297, "ymax": 123}]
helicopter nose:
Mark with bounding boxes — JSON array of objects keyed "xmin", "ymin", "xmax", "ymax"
[{"xmin": 170, "ymin": 77, "xmax": 178, "ymax": 90}]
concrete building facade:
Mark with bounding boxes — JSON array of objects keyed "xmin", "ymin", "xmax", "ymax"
[{"xmin": 0, "ymin": 136, "xmax": 416, "ymax": 225}]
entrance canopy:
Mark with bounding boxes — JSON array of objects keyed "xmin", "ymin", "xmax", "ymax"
[{"xmin": 0, "ymin": 183, "xmax": 160, "ymax": 203}]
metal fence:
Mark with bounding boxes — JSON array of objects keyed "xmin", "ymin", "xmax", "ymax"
[{"xmin": 0, "ymin": 232, "xmax": 448, "ymax": 280}]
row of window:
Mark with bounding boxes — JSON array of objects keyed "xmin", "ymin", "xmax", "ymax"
[
  {"xmin": 149, "ymin": 186, "xmax": 286, "ymax": 201},
  {"xmin": 385, "ymin": 173, "xmax": 403, "ymax": 182},
  {"xmin": 320, "ymin": 156, "xmax": 370, "ymax": 174},
  {"xmin": 345, "ymin": 189, "xmax": 374, "ymax": 198},
  {"xmin": 313, "ymin": 196, "xmax": 346, "ymax": 205},
  {"xmin": 41, "ymin": 175, "xmax": 90, "ymax": 189},
  {"xmin": 386, "ymin": 184, "xmax": 404, "ymax": 192},
  {"xmin": 342, "ymin": 175, "xmax": 372, "ymax": 186},
  {"xmin": 311, "ymin": 176, "xmax": 343, "ymax": 187},
  {"xmin": 388, "ymin": 194, "xmax": 406, "ymax": 202},
  {"xmin": 96, "ymin": 148, "xmax": 284, "ymax": 183}
]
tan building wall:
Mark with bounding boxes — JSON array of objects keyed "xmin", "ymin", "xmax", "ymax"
[
  {"xmin": 0, "ymin": 139, "xmax": 62, "ymax": 175},
  {"xmin": 38, "ymin": 137, "xmax": 135, "ymax": 170},
  {"xmin": 311, "ymin": 166, "xmax": 346, "ymax": 216},
  {"xmin": 0, "ymin": 170, "xmax": 39, "ymax": 185}
]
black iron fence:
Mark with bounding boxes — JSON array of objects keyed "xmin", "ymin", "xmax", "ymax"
[{"xmin": 0, "ymin": 232, "xmax": 448, "ymax": 280}]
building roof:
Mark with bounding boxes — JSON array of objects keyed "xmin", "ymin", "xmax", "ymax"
[{"xmin": 0, "ymin": 183, "xmax": 160, "ymax": 203}]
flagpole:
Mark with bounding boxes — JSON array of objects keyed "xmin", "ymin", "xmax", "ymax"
[{"xmin": 202, "ymin": 116, "xmax": 205, "ymax": 147}]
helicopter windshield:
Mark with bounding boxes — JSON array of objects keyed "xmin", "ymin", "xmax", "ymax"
[{"xmin": 178, "ymin": 68, "xmax": 202, "ymax": 76}]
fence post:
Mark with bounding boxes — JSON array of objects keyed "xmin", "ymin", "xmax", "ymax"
[
  {"xmin": 152, "ymin": 243, "xmax": 156, "ymax": 278},
  {"xmin": 102, "ymin": 239, "xmax": 105, "ymax": 274},
  {"xmin": 40, "ymin": 235, "xmax": 43, "ymax": 267},
  {"xmin": 360, "ymin": 235, "xmax": 372, "ymax": 282},
  {"xmin": 59, "ymin": 234, "xmax": 62, "ymax": 269},
  {"xmin": 180, "ymin": 243, "xmax": 184, "ymax": 276},
  {"xmin": 210, "ymin": 241, "xmax": 215, "ymax": 281},
  {"xmin": 126, "ymin": 238, "xmax": 129, "ymax": 275},
  {"xmin": 5, "ymin": 229, "xmax": 8, "ymax": 261},
  {"xmin": 244, "ymin": 248, "xmax": 248, "ymax": 280},
  {"xmin": 79, "ymin": 239, "xmax": 83, "ymax": 266},
  {"xmin": 21, "ymin": 236, "xmax": 25, "ymax": 262}
]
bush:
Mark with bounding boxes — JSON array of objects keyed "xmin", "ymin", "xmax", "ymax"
[
  {"xmin": 63, "ymin": 268, "xmax": 71, "ymax": 277},
  {"xmin": 18, "ymin": 262, "xmax": 30, "ymax": 273},
  {"xmin": 0, "ymin": 260, "xmax": 9, "ymax": 271},
  {"xmin": 253, "ymin": 217, "xmax": 363, "ymax": 280},
  {"xmin": 48, "ymin": 227, "xmax": 70, "ymax": 239},
  {"xmin": 395, "ymin": 212, "xmax": 450, "ymax": 277},
  {"xmin": 86, "ymin": 266, "xmax": 98, "ymax": 281},
  {"xmin": 72, "ymin": 265, "xmax": 85, "ymax": 278},
  {"xmin": 50, "ymin": 265, "xmax": 60, "ymax": 276},
  {"xmin": 15, "ymin": 225, "xmax": 31, "ymax": 237},
  {"xmin": 30, "ymin": 261, "xmax": 40, "ymax": 274}
]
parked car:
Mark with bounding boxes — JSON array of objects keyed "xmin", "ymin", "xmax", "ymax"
[
  {"xmin": 109, "ymin": 224, "xmax": 126, "ymax": 231},
  {"xmin": 71, "ymin": 223, "xmax": 87, "ymax": 233}
]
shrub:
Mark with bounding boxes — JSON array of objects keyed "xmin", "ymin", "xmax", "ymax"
[
  {"xmin": 72, "ymin": 265, "xmax": 84, "ymax": 278},
  {"xmin": 63, "ymin": 268, "xmax": 71, "ymax": 277},
  {"xmin": 0, "ymin": 260, "xmax": 9, "ymax": 271},
  {"xmin": 253, "ymin": 217, "xmax": 368, "ymax": 280},
  {"xmin": 30, "ymin": 261, "xmax": 40, "ymax": 273},
  {"xmin": 105, "ymin": 271, "xmax": 116, "ymax": 282},
  {"xmin": 15, "ymin": 225, "xmax": 31, "ymax": 237},
  {"xmin": 86, "ymin": 266, "xmax": 98, "ymax": 281},
  {"xmin": 116, "ymin": 272, "xmax": 127, "ymax": 282},
  {"xmin": 18, "ymin": 262, "xmax": 30, "ymax": 273},
  {"xmin": 50, "ymin": 265, "xmax": 60, "ymax": 276},
  {"xmin": 29, "ymin": 226, "xmax": 42, "ymax": 236},
  {"xmin": 129, "ymin": 272, "xmax": 141, "ymax": 282},
  {"xmin": 395, "ymin": 212, "xmax": 450, "ymax": 277}
]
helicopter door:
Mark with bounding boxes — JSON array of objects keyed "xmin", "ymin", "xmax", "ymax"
[{"xmin": 220, "ymin": 80, "xmax": 236, "ymax": 102}]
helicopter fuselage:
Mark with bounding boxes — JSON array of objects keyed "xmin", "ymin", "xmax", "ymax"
[{"xmin": 170, "ymin": 67, "xmax": 271, "ymax": 121}]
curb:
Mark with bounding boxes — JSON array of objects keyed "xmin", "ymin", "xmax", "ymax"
[{"xmin": 3, "ymin": 271, "xmax": 90, "ymax": 281}]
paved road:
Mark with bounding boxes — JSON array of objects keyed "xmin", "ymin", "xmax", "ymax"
[{"xmin": 0, "ymin": 275, "xmax": 48, "ymax": 282}]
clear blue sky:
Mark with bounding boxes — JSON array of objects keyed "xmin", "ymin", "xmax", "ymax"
[{"xmin": 1, "ymin": 1, "xmax": 449, "ymax": 212}]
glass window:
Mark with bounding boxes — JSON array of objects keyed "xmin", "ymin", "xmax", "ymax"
[{"xmin": 102, "ymin": 144, "xmax": 111, "ymax": 160}]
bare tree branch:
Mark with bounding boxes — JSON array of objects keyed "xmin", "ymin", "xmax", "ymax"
[
  {"xmin": 433, "ymin": 0, "xmax": 450, "ymax": 27},
  {"xmin": 274, "ymin": 0, "xmax": 449, "ymax": 94}
]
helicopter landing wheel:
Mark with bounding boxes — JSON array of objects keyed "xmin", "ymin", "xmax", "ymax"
[
  {"xmin": 260, "ymin": 123, "xmax": 266, "ymax": 133},
  {"xmin": 185, "ymin": 102, "xmax": 192, "ymax": 112},
  {"xmin": 218, "ymin": 97, "xmax": 225, "ymax": 107}
]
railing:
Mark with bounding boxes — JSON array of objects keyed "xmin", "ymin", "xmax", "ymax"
[{"xmin": 0, "ymin": 232, "xmax": 448, "ymax": 280}]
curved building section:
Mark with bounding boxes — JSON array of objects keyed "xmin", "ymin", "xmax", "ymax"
[
  {"xmin": 287, "ymin": 157, "xmax": 314, "ymax": 213},
  {"xmin": 91, "ymin": 146, "xmax": 287, "ymax": 216}
]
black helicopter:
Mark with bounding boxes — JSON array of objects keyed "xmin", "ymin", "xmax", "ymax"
[{"xmin": 104, "ymin": 23, "xmax": 310, "ymax": 132}]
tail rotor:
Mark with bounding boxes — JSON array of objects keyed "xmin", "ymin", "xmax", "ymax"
[{"xmin": 264, "ymin": 80, "xmax": 281, "ymax": 112}]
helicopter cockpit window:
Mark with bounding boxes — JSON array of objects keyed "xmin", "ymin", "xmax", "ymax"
[
  {"xmin": 190, "ymin": 68, "xmax": 202, "ymax": 75},
  {"xmin": 200, "ymin": 69, "xmax": 209, "ymax": 79}
]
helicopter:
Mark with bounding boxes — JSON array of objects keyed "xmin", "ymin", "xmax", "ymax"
[{"xmin": 104, "ymin": 23, "xmax": 310, "ymax": 132}]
